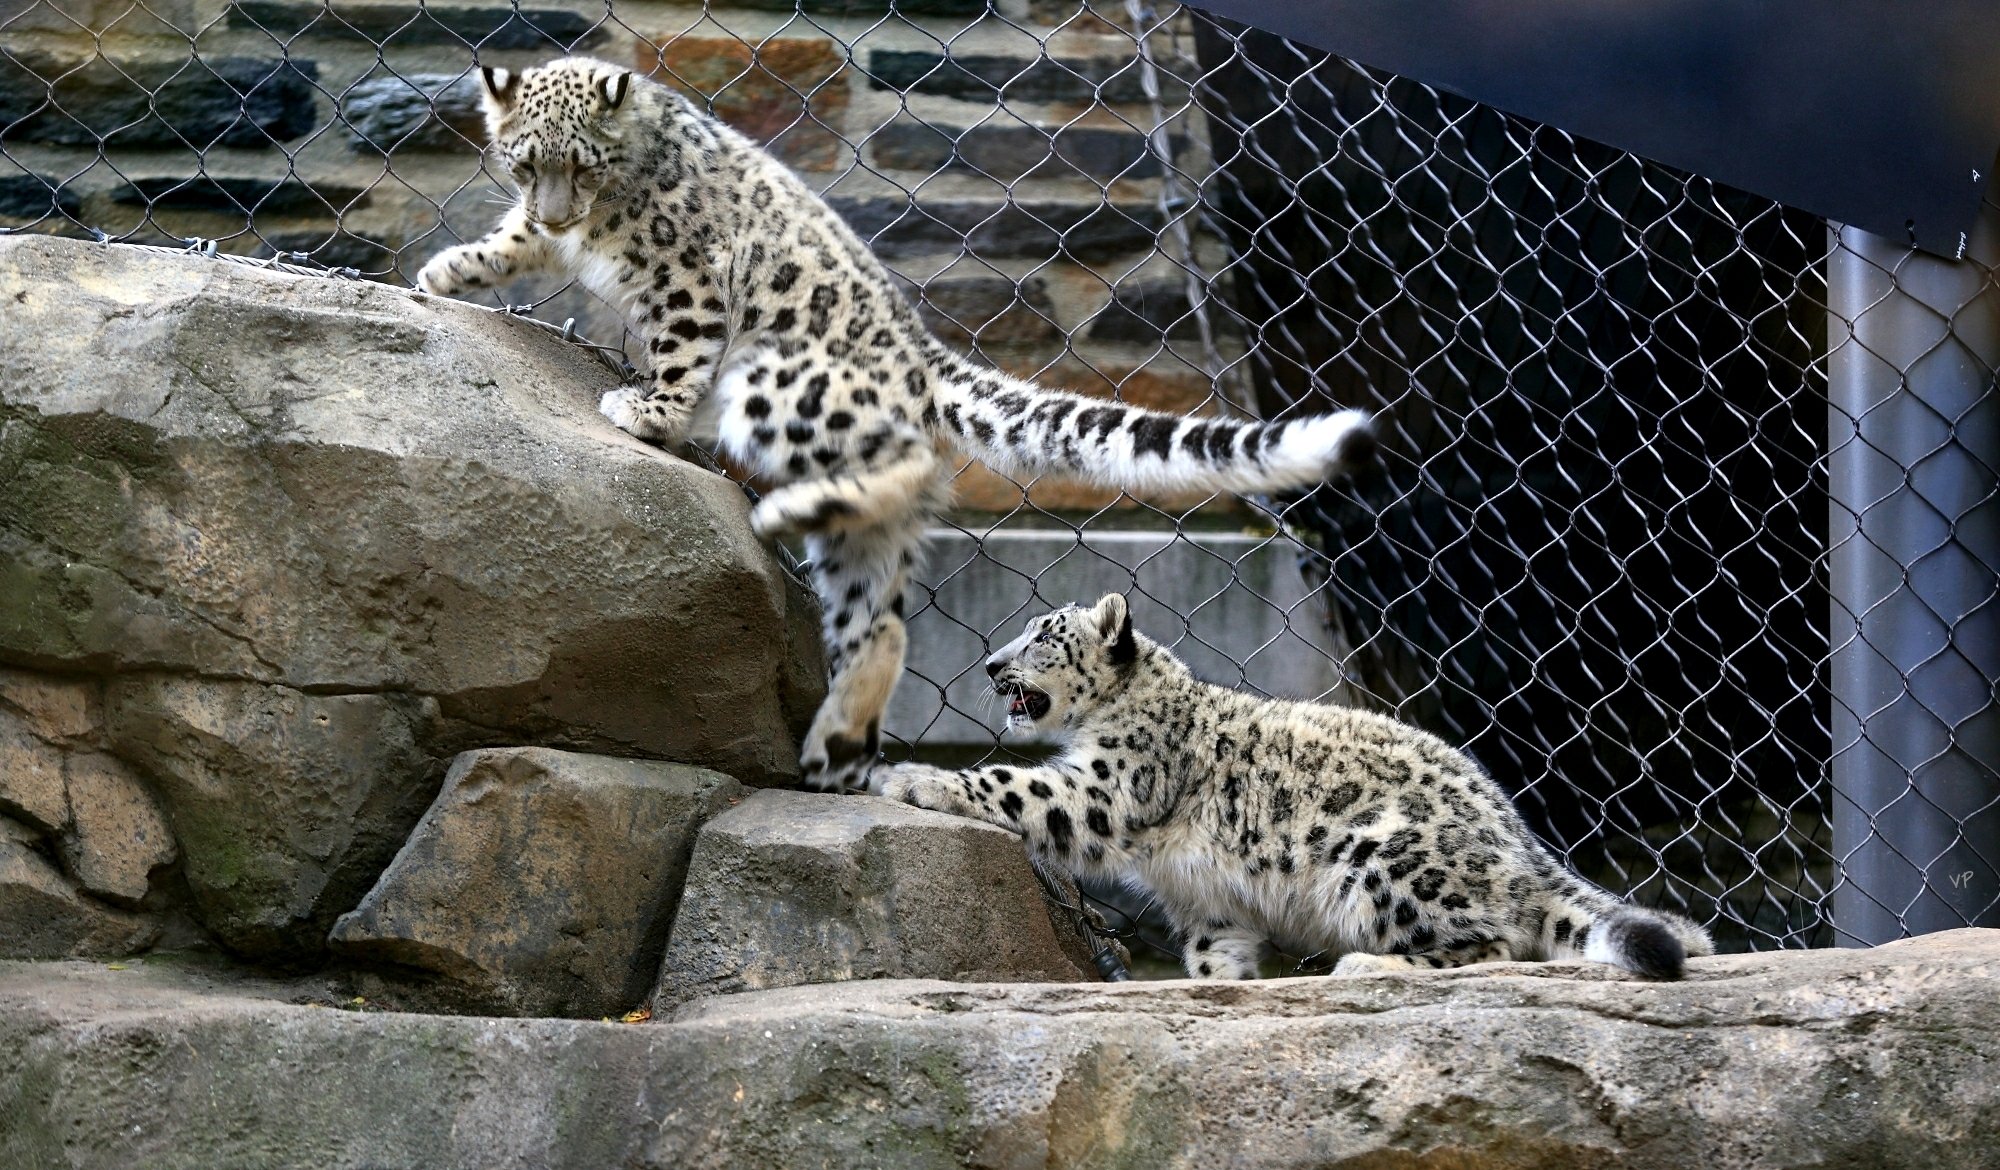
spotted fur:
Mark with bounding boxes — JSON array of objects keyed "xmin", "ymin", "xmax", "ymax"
[
  {"xmin": 869, "ymin": 595, "xmax": 1714, "ymax": 980},
  {"xmin": 418, "ymin": 57, "xmax": 1374, "ymax": 793}
]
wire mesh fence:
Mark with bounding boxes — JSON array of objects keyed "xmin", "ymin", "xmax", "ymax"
[{"xmin": 4, "ymin": 0, "xmax": 1994, "ymax": 969}]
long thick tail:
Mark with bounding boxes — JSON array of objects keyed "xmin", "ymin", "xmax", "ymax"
[
  {"xmin": 1543, "ymin": 889, "xmax": 1715, "ymax": 980},
  {"xmin": 933, "ymin": 362, "xmax": 1374, "ymax": 497}
]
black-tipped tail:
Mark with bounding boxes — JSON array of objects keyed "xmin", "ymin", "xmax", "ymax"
[{"xmin": 1597, "ymin": 911, "xmax": 1688, "ymax": 980}]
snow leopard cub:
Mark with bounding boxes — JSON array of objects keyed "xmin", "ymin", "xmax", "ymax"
[
  {"xmin": 869, "ymin": 595, "xmax": 1714, "ymax": 980},
  {"xmin": 417, "ymin": 56, "xmax": 1375, "ymax": 795}
]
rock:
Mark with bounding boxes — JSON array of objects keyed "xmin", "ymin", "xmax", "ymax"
[
  {"xmin": 902, "ymin": 275, "xmax": 1060, "ymax": 349},
  {"xmin": 0, "ymin": 235, "xmax": 823, "ymax": 959},
  {"xmin": 635, "ymin": 36, "xmax": 850, "ymax": 173},
  {"xmin": 0, "ymin": 707, "xmax": 67, "ymax": 835},
  {"xmin": 871, "ymin": 121, "xmax": 1179, "ymax": 183},
  {"xmin": 0, "ymin": 829, "xmax": 161, "ymax": 959},
  {"xmin": 4, "ymin": 930, "xmax": 1999, "ymax": 1167},
  {"xmin": 866, "ymin": 49, "xmax": 1156, "ymax": 104},
  {"xmin": 1086, "ymin": 277, "xmax": 1206, "ymax": 343},
  {"xmin": 0, "ymin": 174, "xmax": 82, "ymax": 223},
  {"xmin": 831, "ymin": 195, "xmax": 1163, "ymax": 262},
  {"xmin": 104, "ymin": 677, "xmax": 433, "ymax": 958},
  {"xmin": 106, "ymin": 176, "xmax": 373, "ymax": 215},
  {"xmin": 226, "ymin": 2, "xmax": 608, "ymax": 49},
  {"xmin": 0, "ymin": 671, "xmax": 175, "ymax": 915},
  {"xmin": 0, "ymin": 51, "xmax": 319, "ymax": 148},
  {"xmin": 339, "ymin": 73, "xmax": 485, "ymax": 153},
  {"xmin": 330, "ymin": 748, "xmax": 743, "ymax": 1018},
  {"xmin": 653, "ymin": 790, "xmax": 1090, "ymax": 1008},
  {"xmin": 55, "ymin": 753, "xmax": 175, "ymax": 907}
]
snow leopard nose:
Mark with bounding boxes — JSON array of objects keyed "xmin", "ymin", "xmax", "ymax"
[{"xmin": 985, "ymin": 654, "xmax": 1005, "ymax": 680}]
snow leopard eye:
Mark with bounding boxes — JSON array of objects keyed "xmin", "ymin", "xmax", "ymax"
[
  {"xmin": 1033, "ymin": 630, "xmax": 1053, "ymax": 645},
  {"xmin": 576, "ymin": 164, "xmax": 607, "ymax": 189},
  {"xmin": 509, "ymin": 159, "xmax": 536, "ymax": 184}
]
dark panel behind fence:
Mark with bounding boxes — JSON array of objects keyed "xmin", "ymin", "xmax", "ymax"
[{"xmin": 1191, "ymin": 15, "xmax": 1834, "ymax": 949}]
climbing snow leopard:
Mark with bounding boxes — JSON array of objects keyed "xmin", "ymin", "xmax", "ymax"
[
  {"xmin": 869, "ymin": 595, "xmax": 1714, "ymax": 979},
  {"xmin": 417, "ymin": 56, "xmax": 1375, "ymax": 794}
]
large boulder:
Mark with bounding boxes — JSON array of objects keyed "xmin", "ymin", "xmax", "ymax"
[
  {"xmin": 2, "ymin": 930, "xmax": 1997, "ymax": 1168},
  {"xmin": 653, "ymin": 790, "xmax": 1091, "ymax": 1008},
  {"xmin": 0, "ymin": 235, "xmax": 824, "ymax": 961},
  {"xmin": 329, "ymin": 747, "xmax": 744, "ymax": 1017}
]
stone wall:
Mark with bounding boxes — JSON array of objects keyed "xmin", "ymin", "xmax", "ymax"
[{"xmin": 0, "ymin": 0, "xmax": 1249, "ymax": 516}]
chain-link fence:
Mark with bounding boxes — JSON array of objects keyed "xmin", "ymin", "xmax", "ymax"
[{"xmin": 5, "ymin": 0, "xmax": 1994, "ymax": 969}]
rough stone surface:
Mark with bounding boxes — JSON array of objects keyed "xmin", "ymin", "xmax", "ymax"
[
  {"xmin": 654, "ymin": 790, "xmax": 1089, "ymax": 1007},
  {"xmin": 54, "ymin": 752, "xmax": 174, "ymax": 906},
  {"xmin": 3, "ymin": 931, "xmax": 1998, "ymax": 1168},
  {"xmin": 0, "ymin": 671, "xmax": 175, "ymax": 916},
  {"xmin": 330, "ymin": 747, "xmax": 744, "ymax": 1018},
  {"xmin": 0, "ymin": 707, "xmax": 67, "ymax": 835},
  {"xmin": 0, "ymin": 235, "xmax": 824, "ymax": 958},
  {"xmin": 0, "ymin": 831, "xmax": 161, "ymax": 959},
  {"xmin": 104, "ymin": 677, "xmax": 438, "ymax": 959}
]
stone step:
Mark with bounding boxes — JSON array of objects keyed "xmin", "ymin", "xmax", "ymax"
[{"xmin": 3, "ymin": 930, "xmax": 1994, "ymax": 1168}]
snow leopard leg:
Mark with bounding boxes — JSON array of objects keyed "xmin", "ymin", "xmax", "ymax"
[
  {"xmin": 750, "ymin": 434, "xmax": 947, "ymax": 540},
  {"xmin": 798, "ymin": 523, "xmax": 922, "ymax": 793},
  {"xmin": 1333, "ymin": 938, "xmax": 1514, "ymax": 975},
  {"xmin": 601, "ymin": 249, "xmax": 731, "ymax": 446},
  {"xmin": 1182, "ymin": 923, "xmax": 1266, "ymax": 980},
  {"xmin": 415, "ymin": 205, "xmax": 552, "ymax": 295}
]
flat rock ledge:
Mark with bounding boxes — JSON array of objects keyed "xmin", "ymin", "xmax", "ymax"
[{"xmin": 2, "ymin": 930, "xmax": 1995, "ymax": 1169}]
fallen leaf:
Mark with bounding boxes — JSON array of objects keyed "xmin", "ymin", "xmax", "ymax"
[
  {"xmin": 105, "ymin": 964, "xmax": 128, "ymax": 971},
  {"xmin": 620, "ymin": 1006, "xmax": 653, "ymax": 1024}
]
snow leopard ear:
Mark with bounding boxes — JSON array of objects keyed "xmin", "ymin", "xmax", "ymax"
[
  {"xmin": 598, "ymin": 70, "xmax": 632, "ymax": 113},
  {"xmin": 1092, "ymin": 593, "xmax": 1136, "ymax": 666},
  {"xmin": 480, "ymin": 66, "xmax": 518, "ymax": 112}
]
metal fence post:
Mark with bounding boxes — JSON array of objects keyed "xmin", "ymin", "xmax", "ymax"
[{"xmin": 1827, "ymin": 203, "xmax": 2000, "ymax": 946}]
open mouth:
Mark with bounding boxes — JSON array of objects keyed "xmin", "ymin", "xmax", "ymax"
[{"xmin": 1004, "ymin": 685, "xmax": 1052, "ymax": 722}]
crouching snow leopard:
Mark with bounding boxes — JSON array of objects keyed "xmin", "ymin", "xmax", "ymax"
[
  {"xmin": 869, "ymin": 595, "xmax": 1715, "ymax": 980},
  {"xmin": 415, "ymin": 56, "xmax": 1375, "ymax": 795}
]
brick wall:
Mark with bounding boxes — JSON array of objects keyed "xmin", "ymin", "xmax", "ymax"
[{"xmin": 0, "ymin": 0, "xmax": 1252, "ymax": 518}]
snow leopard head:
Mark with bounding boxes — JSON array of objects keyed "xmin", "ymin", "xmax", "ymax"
[{"xmin": 984, "ymin": 593, "xmax": 1141, "ymax": 732}]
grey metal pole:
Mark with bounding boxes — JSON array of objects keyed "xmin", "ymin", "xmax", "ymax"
[{"xmin": 1826, "ymin": 201, "xmax": 2000, "ymax": 946}]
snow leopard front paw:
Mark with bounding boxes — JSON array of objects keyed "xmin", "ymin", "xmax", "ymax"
[
  {"xmin": 1332, "ymin": 952, "xmax": 1405, "ymax": 977},
  {"xmin": 866, "ymin": 764, "xmax": 949, "ymax": 809},
  {"xmin": 599, "ymin": 386, "xmax": 681, "ymax": 445},
  {"xmin": 416, "ymin": 244, "xmax": 499, "ymax": 297}
]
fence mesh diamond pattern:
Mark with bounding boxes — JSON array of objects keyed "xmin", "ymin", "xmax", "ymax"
[{"xmin": 5, "ymin": 0, "xmax": 1995, "ymax": 967}]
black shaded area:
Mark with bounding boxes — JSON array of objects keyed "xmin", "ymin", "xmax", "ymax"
[
  {"xmin": 227, "ymin": 2, "xmax": 606, "ymax": 50},
  {"xmin": 831, "ymin": 196, "xmax": 1162, "ymax": 263},
  {"xmin": 0, "ymin": 175, "xmax": 83, "ymax": 221},
  {"xmin": 110, "ymin": 177, "xmax": 372, "ymax": 217},
  {"xmin": 1190, "ymin": 0, "xmax": 2000, "ymax": 256},
  {"xmin": 866, "ymin": 50, "xmax": 1154, "ymax": 104},
  {"xmin": 870, "ymin": 122, "xmax": 1176, "ymax": 184},
  {"xmin": 0, "ymin": 53, "xmax": 319, "ymax": 148},
  {"xmin": 1193, "ymin": 16, "xmax": 1833, "ymax": 949}
]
